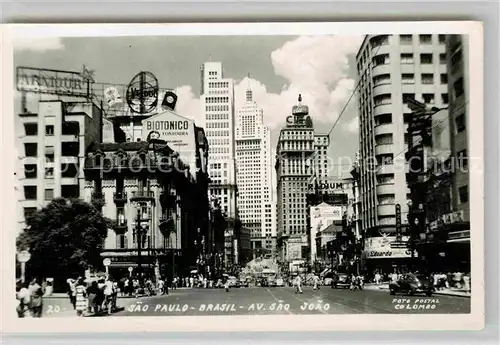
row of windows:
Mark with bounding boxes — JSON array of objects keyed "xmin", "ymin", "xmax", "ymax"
[
  {"xmin": 23, "ymin": 143, "xmax": 80, "ymax": 158},
  {"xmin": 372, "ymin": 53, "xmax": 447, "ymax": 68},
  {"xmin": 206, "ymin": 96, "xmax": 229, "ymax": 104},
  {"xmin": 205, "ymin": 105, "xmax": 229, "ymax": 112},
  {"xmin": 206, "ymin": 130, "xmax": 230, "ymax": 137},
  {"xmin": 208, "ymin": 81, "xmax": 229, "ymax": 88},
  {"xmin": 206, "ymin": 121, "xmax": 229, "ymax": 129},
  {"xmin": 372, "ymin": 73, "xmax": 448, "ymax": 87},
  {"xmin": 22, "ymin": 185, "xmax": 79, "ymax": 201},
  {"xmin": 206, "ymin": 113, "xmax": 229, "ymax": 120}
]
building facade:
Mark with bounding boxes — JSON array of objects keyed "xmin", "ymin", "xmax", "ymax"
[
  {"xmin": 200, "ymin": 62, "xmax": 238, "ymax": 219},
  {"xmin": 275, "ymin": 95, "xmax": 315, "ymax": 262},
  {"xmin": 356, "ymin": 34, "xmax": 448, "ymax": 273},
  {"xmin": 17, "ymin": 100, "xmax": 102, "ymax": 233},
  {"xmin": 235, "ymin": 83, "xmax": 276, "ymax": 256}
]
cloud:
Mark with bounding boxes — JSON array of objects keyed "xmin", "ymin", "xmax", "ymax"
[
  {"xmin": 173, "ymin": 34, "xmax": 362, "ymax": 145},
  {"xmin": 345, "ymin": 116, "xmax": 360, "ymax": 134},
  {"xmin": 173, "ymin": 85, "xmax": 204, "ymax": 127},
  {"xmin": 14, "ymin": 37, "xmax": 64, "ymax": 52}
]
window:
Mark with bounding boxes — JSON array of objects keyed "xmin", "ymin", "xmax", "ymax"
[
  {"xmin": 45, "ymin": 189, "xmax": 54, "ymax": 200},
  {"xmin": 24, "ymin": 186, "xmax": 37, "ymax": 200},
  {"xmin": 423, "ymin": 93, "xmax": 435, "ymax": 104},
  {"xmin": 24, "ymin": 123, "xmax": 38, "ymax": 136},
  {"xmin": 459, "ymin": 185, "xmax": 469, "ymax": 203},
  {"xmin": 441, "ymin": 93, "xmax": 449, "ymax": 104},
  {"xmin": 439, "ymin": 34, "xmax": 446, "ymax": 43},
  {"xmin": 24, "ymin": 164, "xmax": 37, "ymax": 178},
  {"xmin": 400, "ymin": 35, "xmax": 413, "ymax": 44},
  {"xmin": 419, "ymin": 34, "xmax": 432, "ymax": 44},
  {"xmin": 374, "ymin": 94, "xmax": 391, "ymax": 106},
  {"xmin": 375, "ymin": 114, "xmax": 392, "ymax": 125},
  {"xmin": 402, "ymin": 93, "xmax": 415, "ymax": 104},
  {"xmin": 45, "ymin": 167, "xmax": 54, "ymax": 179},
  {"xmin": 400, "ymin": 73, "xmax": 415, "ymax": 84},
  {"xmin": 421, "ymin": 73, "xmax": 434, "ymax": 84},
  {"xmin": 378, "ymin": 194, "xmax": 395, "ymax": 205},
  {"xmin": 458, "ymin": 149, "xmax": 468, "ymax": 169},
  {"xmin": 373, "ymin": 74, "xmax": 391, "ymax": 86},
  {"xmin": 375, "ymin": 134, "xmax": 393, "ymax": 145},
  {"xmin": 455, "ymin": 113, "xmax": 466, "ymax": 133},
  {"xmin": 440, "ymin": 74, "xmax": 448, "ymax": 84},
  {"xmin": 116, "ymin": 234, "xmax": 127, "ymax": 249},
  {"xmin": 23, "ymin": 207, "xmax": 37, "ymax": 220},
  {"xmin": 453, "ymin": 78, "xmax": 465, "ymax": 98},
  {"xmin": 373, "ymin": 54, "xmax": 390, "ymax": 66},
  {"xmin": 45, "ymin": 146, "xmax": 55, "ymax": 163},
  {"xmin": 401, "ymin": 53, "xmax": 414, "ymax": 64},
  {"xmin": 25, "ymin": 143, "xmax": 37, "ymax": 157},
  {"xmin": 440, "ymin": 53, "xmax": 447, "ymax": 64},
  {"xmin": 45, "ymin": 125, "xmax": 54, "ymax": 136},
  {"xmin": 420, "ymin": 54, "xmax": 433, "ymax": 64}
]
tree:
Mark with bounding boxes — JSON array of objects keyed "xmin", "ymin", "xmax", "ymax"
[{"xmin": 16, "ymin": 198, "xmax": 111, "ymax": 282}]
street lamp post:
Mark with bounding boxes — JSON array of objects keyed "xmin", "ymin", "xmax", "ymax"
[{"xmin": 133, "ymin": 207, "xmax": 149, "ymax": 280}]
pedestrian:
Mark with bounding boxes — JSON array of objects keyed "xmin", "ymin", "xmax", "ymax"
[
  {"xmin": 75, "ymin": 278, "xmax": 87, "ymax": 317},
  {"xmin": 16, "ymin": 280, "xmax": 31, "ymax": 318},
  {"xmin": 43, "ymin": 280, "xmax": 54, "ymax": 297},
  {"xmin": 295, "ymin": 275, "xmax": 303, "ymax": 294},
  {"xmin": 172, "ymin": 276, "xmax": 177, "ymax": 290},
  {"xmin": 103, "ymin": 278, "xmax": 115, "ymax": 315},
  {"xmin": 158, "ymin": 277, "xmax": 165, "ymax": 295},
  {"xmin": 189, "ymin": 276, "xmax": 194, "ymax": 289},
  {"xmin": 29, "ymin": 278, "xmax": 44, "ymax": 317},
  {"xmin": 67, "ymin": 278, "xmax": 77, "ymax": 310},
  {"xmin": 86, "ymin": 281, "xmax": 99, "ymax": 315},
  {"xmin": 374, "ymin": 272, "xmax": 381, "ymax": 285},
  {"xmin": 224, "ymin": 278, "xmax": 230, "ymax": 292},
  {"xmin": 312, "ymin": 274, "xmax": 320, "ymax": 291}
]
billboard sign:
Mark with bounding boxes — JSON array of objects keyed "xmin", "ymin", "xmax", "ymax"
[
  {"xmin": 364, "ymin": 235, "xmax": 416, "ymax": 259},
  {"xmin": 126, "ymin": 71, "xmax": 159, "ymax": 114},
  {"xmin": 310, "ymin": 203, "xmax": 343, "ymax": 262},
  {"xmin": 16, "ymin": 66, "xmax": 92, "ymax": 97},
  {"xmin": 142, "ymin": 111, "xmax": 197, "ymax": 178}
]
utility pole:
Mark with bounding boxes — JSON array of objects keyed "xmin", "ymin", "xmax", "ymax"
[{"xmin": 135, "ymin": 208, "xmax": 143, "ymax": 279}]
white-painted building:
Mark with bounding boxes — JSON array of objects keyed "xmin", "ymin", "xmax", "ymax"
[
  {"xmin": 200, "ymin": 62, "xmax": 238, "ymax": 218},
  {"xmin": 235, "ymin": 82, "xmax": 276, "ymax": 254}
]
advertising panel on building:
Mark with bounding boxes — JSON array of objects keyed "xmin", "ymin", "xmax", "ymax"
[
  {"xmin": 142, "ymin": 111, "xmax": 197, "ymax": 179},
  {"xmin": 309, "ymin": 203, "xmax": 343, "ymax": 261},
  {"xmin": 363, "ymin": 235, "xmax": 416, "ymax": 259}
]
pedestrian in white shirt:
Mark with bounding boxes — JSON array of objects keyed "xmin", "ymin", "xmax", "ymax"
[
  {"xmin": 103, "ymin": 279, "xmax": 114, "ymax": 315},
  {"xmin": 295, "ymin": 275, "xmax": 303, "ymax": 294}
]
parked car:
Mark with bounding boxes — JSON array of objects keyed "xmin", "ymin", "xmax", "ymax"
[
  {"xmin": 332, "ymin": 273, "xmax": 350, "ymax": 289},
  {"xmin": 239, "ymin": 279, "xmax": 249, "ymax": 287},
  {"xmin": 389, "ymin": 273, "xmax": 434, "ymax": 297}
]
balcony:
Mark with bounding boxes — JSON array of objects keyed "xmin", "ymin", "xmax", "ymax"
[
  {"xmin": 373, "ymin": 103, "xmax": 393, "ymax": 116},
  {"xmin": 376, "ymin": 183, "xmax": 395, "ymax": 195},
  {"xmin": 374, "ymin": 124, "xmax": 393, "ymax": 136},
  {"xmin": 91, "ymin": 192, "xmax": 105, "ymax": 207},
  {"xmin": 113, "ymin": 220, "xmax": 128, "ymax": 233},
  {"xmin": 377, "ymin": 204, "xmax": 396, "ymax": 217},
  {"xmin": 373, "ymin": 83, "xmax": 393, "ymax": 97},
  {"xmin": 130, "ymin": 190, "xmax": 155, "ymax": 202},
  {"xmin": 113, "ymin": 192, "xmax": 128, "ymax": 203},
  {"xmin": 375, "ymin": 144, "xmax": 394, "ymax": 155},
  {"xmin": 372, "ymin": 63, "xmax": 392, "ymax": 77}
]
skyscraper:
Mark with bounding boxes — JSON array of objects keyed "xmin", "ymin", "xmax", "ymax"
[
  {"xmin": 356, "ymin": 34, "xmax": 448, "ymax": 270},
  {"xmin": 200, "ymin": 62, "xmax": 238, "ymax": 218},
  {"xmin": 235, "ymin": 79, "xmax": 275, "ymax": 255},
  {"xmin": 275, "ymin": 95, "xmax": 315, "ymax": 261}
]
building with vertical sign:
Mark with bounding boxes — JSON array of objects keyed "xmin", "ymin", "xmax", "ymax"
[
  {"xmin": 200, "ymin": 62, "xmax": 238, "ymax": 219},
  {"xmin": 275, "ymin": 95, "xmax": 315, "ymax": 262},
  {"xmin": 235, "ymin": 81, "xmax": 276, "ymax": 256},
  {"xmin": 356, "ymin": 34, "xmax": 448, "ymax": 273}
]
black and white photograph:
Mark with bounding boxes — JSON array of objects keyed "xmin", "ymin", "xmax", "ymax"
[{"xmin": 2, "ymin": 22, "xmax": 484, "ymax": 332}]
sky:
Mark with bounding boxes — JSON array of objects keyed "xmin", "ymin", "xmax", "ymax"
[{"xmin": 14, "ymin": 35, "xmax": 363, "ymax": 178}]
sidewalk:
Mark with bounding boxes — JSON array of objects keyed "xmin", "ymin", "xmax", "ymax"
[{"xmin": 363, "ymin": 283, "xmax": 471, "ymax": 298}]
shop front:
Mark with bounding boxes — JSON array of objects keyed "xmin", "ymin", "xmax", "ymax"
[{"xmin": 361, "ymin": 235, "xmax": 416, "ymax": 277}]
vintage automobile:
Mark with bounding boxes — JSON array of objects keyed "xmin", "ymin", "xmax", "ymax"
[
  {"xmin": 389, "ymin": 273, "xmax": 434, "ymax": 296},
  {"xmin": 331, "ymin": 273, "xmax": 350, "ymax": 289},
  {"xmin": 228, "ymin": 276, "xmax": 241, "ymax": 288}
]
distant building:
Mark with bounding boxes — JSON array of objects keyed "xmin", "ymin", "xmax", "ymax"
[
  {"xmin": 275, "ymin": 95, "xmax": 315, "ymax": 262},
  {"xmin": 235, "ymin": 80, "xmax": 276, "ymax": 256},
  {"xmin": 200, "ymin": 62, "xmax": 238, "ymax": 219}
]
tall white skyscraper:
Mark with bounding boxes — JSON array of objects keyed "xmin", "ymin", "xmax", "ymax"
[
  {"xmin": 200, "ymin": 62, "xmax": 238, "ymax": 218},
  {"xmin": 235, "ymin": 80, "xmax": 276, "ymax": 254}
]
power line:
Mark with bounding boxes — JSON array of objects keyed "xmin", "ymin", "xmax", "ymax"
[{"xmin": 325, "ymin": 42, "xmax": 383, "ymax": 140}]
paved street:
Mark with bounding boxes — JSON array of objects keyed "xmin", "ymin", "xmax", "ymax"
[{"xmin": 89, "ymin": 286, "xmax": 470, "ymax": 316}]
